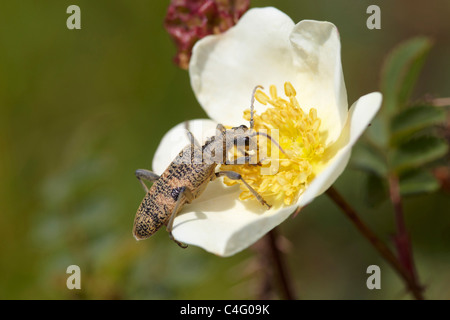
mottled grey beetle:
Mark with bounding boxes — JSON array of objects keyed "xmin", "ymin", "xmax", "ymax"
[{"xmin": 133, "ymin": 86, "xmax": 284, "ymax": 247}]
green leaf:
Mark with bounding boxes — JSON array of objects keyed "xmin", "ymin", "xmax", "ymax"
[
  {"xmin": 351, "ymin": 143, "xmax": 387, "ymax": 177},
  {"xmin": 391, "ymin": 105, "xmax": 446, "ymax": 144},
  {"xmin": 363, "ymin": 172, "xmax": 388, "ymax": 207},
  {"xmin": 399, "ymin": 169, "xmax": 440, "ymax": 196},
  {"xmin": 381, "ymin": 37, "xmax": 433, "ymax": 115},
  {"xmin": 365, "ymin": 116, "xmax": 390, "ymax": 149},
  {"xmin": 391, "ymin": 136, "xmax": 448, "ymax": 173}
]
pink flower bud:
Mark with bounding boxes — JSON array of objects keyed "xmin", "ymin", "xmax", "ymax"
[{"xmin": 164, "ymin": 0, "xmax": 250, "ymax": 69}]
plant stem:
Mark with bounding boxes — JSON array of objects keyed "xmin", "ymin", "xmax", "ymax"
[
  {"xmin": 326, "ymin": 186, "xmax": 424, "ymax": 300},
  {"xmin": 388, "ymin": 174, "xmax": 423, "ymax": 297},
  {"xmin": 266, "ymin": 228, "xmax": 297, "ymax": 300}
]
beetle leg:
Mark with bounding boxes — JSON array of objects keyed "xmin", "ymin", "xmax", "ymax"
[
  {"xmin": 216, "ymin": 171, "xmax": 271, "ymax": 209},
  {"xmin": 166, "ymin": 186, "xmax": 195, "ymax": 248},
  {"xmin": 135, "ymin": 169, "xmax": 160, "ymax": 193}
]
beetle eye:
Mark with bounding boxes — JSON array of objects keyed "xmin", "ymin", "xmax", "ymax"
[{"xmin": 239, "ymin": 124, "xmax": 248, "ymax": 130}]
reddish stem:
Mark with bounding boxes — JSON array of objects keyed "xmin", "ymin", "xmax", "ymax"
[
  {"xmin": 326, "ymin": 186, "xmax": 424, "ymax": 300},
  {"xmin": 388, "ymin": 174, "xmax": 423, "ymax": 296},
  {"xmin": 266, "ymin": 229, "xmax": 297, "ymax": 300}
]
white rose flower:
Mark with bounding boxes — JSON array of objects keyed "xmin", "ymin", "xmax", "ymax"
[{"xmin": 150, "ymin": 7, "xmax": 382, "ymax": 256}]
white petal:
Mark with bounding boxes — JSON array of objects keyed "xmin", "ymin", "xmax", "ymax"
[
  {"xmin": 189, "ymin": 7, "xmax": 296, "ymax": 125},
  {"xmin": 298, "ymin": 148, "xmax": 351, "ymax": 207},
  {"xmin": 152, "ymin": 119, "xmax": 218, "ymax": 175},
  {"xmin": 297, "ymin": 92, "xmax": 383, "ymax": 207},
  {"xmin": 172, "ymin": 181, "xmax": 297, "ymax": 256},
  {"xmin": 289, "ymin": 20, "xmax": 348, "ymax": 145}
]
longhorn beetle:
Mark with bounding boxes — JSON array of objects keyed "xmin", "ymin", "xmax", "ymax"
[{"xmin": 133, "ymin": 85, "xmax": 285, "ymax": 248}]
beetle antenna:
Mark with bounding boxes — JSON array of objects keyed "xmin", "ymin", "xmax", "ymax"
[
  {"xmin": 250, "ymin": 85, "xmax": 263, "ymax": 130},
  {"xmin": 253, "ymin": 131, "xmax": 287, "ymax": 156}
]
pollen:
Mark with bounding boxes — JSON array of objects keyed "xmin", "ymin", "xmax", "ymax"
[{"xmin": 220, "ymin": 82, "xmax": 326, "ymax": 206}]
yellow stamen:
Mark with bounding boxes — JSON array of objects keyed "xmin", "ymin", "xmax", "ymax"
[
  {"xmin": 221, "ymin": 82, "xmax": 326, "ymax": 206},
  {"xmin": 284, "ymin": 82, "xmax": 296, "ymax": 97},
  {"xmin": 255, "ymin": 90, "xmax": 270, "ymax": 105}
]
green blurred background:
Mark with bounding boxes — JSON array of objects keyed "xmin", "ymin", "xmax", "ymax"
[{"xmin": 0, "ymin": 0, "xmax": 449, "ymax": 299}]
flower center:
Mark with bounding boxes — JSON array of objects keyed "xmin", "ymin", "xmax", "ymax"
[{"xmin": 220, "ymin": 82, "xmax": 326, "ymax": 206}]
